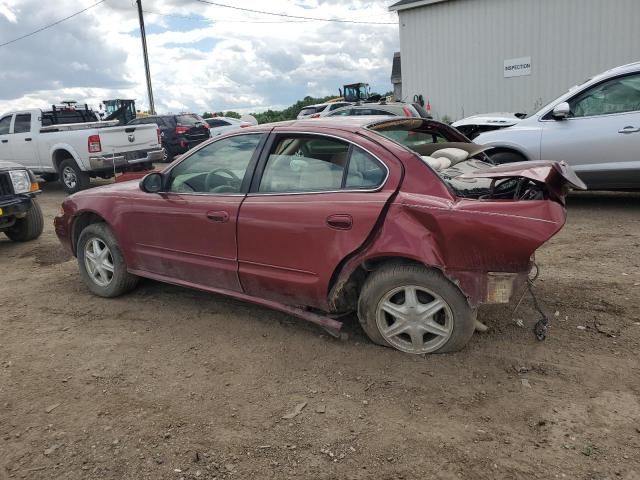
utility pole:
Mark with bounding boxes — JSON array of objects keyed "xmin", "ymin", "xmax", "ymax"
[{"xmin": 136, "ymin": 0, "xmax": 155, "ymax": 115}]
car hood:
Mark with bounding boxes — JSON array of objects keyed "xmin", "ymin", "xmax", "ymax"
[
  {"xmin": 452, "ymin": 112, "xmax": 524, "ymax": 128},
  {"xmin": 0, "ymin": 160, "xmax": 25, "ymax": 172}
]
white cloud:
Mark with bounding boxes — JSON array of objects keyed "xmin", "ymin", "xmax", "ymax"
[{"xmin": 0, "ymin": 0, "xmax": 399, "ymax": 115}]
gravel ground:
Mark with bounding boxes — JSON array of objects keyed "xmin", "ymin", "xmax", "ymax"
[{"xmin": 1, "ymin": 181, "xmax": 639, "ymax": 480}]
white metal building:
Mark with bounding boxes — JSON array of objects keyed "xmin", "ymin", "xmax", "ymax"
[{"xmin": 389, "ymin": 0, "xmax": 640, "ymax": 121}]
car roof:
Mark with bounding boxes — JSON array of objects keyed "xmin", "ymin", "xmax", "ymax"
[
  {"xmin": 302, "ymin": 103, "xmax": 331, "ymax": 108},
  {"xmin": 240, "ymin": 116, "xmax": 444, "ymax": 135}
]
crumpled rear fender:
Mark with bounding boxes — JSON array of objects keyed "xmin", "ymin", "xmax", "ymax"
[{"xmin": 330, "ymin": 192, "xmax": 567, "ymax": 308}]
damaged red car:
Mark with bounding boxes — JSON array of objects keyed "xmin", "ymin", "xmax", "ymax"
[{"xmin": 55, "ymin": 117, "xmax": 585, "ymax": 354}]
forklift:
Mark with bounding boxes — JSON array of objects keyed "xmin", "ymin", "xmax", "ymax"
[{"xmin": 101, "ymin": 99, "xmax": 137, "ymax": 125}]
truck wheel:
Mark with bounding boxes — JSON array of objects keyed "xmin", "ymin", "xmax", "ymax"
[
  {"xmin": 59, "ymin": 158, "xmax": 90, "ymax": 194},
  {"xmin": 489, "ymin": 151, "xmax": 526, "ymax": 164},
  {"xmin": 77, "ymin": 223, "xmax": 139, "ymax": 297},
  {"xmin": 4, "ymin": 200, "xmax": 44, "ymax": 242},
  {"xmin": 358, "ymin": 264, "xmax": 475, "ymax": 354}
]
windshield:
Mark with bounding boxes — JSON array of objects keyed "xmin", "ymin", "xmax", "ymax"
[{"xmin": 176, "ymin": 114, "xmax": 205, "ymax": 126}]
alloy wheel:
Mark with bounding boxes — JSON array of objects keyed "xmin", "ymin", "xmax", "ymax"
[
  {"xmin": 62, "ymin": 166, "xmax": 77, "ymax": 189},
  {"xmin": 375, "ymin": 285, "xmax": 454, "ymax": 354},
  {"xmin": 84, "ymin": 237, "xmax": 115, "ymax": 287}
]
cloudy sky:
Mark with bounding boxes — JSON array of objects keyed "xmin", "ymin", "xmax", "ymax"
[{"xmin": 0, "ymin": 0, "xmax": 399, "ymax": 115}]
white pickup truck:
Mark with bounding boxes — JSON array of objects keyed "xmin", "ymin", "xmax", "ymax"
[{"xmin": 0, "ymin": 105, "xmax": 163, "ymax": 193}]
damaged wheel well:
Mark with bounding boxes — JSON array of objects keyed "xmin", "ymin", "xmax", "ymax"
[
  {"xmin": 71, "ymin": 212, "xmax": 106, "ymax": 255},
  {"xmin": 327, "ymin": 256, "xmax": 427, "ymax": 313}
]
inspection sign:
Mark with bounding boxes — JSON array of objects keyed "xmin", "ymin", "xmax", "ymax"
[{"xmin": 504, "ymin": 56, "xmax": 531, "ymax": 78}]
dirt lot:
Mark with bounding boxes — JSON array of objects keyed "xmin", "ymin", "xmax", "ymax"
[{"xmin": 1, "ymin": 181, "xmax": 639, "ymax": 480}]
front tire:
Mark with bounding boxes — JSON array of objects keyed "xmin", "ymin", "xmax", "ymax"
[
  {"xmin": 358, "ymin": 264, "xmax": 475, "ymax": 354},
  {"xmin": 77, "ymin": 223, "xmax": 139, "ymax": 297},
  {"xmin": 4, "ymin": 200, "xmax": 44, "ymax": 242},
  {"xmin": 59, "ymin": 158, "xmax": 90, "ymax": 194}
]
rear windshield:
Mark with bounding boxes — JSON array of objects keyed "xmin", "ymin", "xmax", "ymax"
[
  {"xmin": 175, "ymin": 114, "xmax": 205, "ymax": 126},
  {"xmin": 41, "ymin": 109, "xmax": 100, "ymax": 126},
  {"xmin": 299, "ymin": 106, "xmax": 325, "ymax": 116}
]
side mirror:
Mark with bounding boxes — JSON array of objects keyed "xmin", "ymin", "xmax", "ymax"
[
  {"xmin": 140, "ymin": 172, "xmax": 164, "ymax": 193},
  {"xmin": 552, "ymin": 102, "xmax": 571, "ymax": 119}
]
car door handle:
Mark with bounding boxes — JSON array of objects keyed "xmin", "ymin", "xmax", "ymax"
[
  {"xmin": 326, "ymin": 214, "xmax": 353, "ymax": 230},
  {"xmin": 618, "ymin": 126, "xmax": 640, "ymax": 134},
  {"xmin": 24, "ymin": 138, "xmax": 32, "ymax": 141},
  {"xmin": 1, "ymin": 139, "xmax": 7, "ymax": 143},
  {"xmin": 206, "ymin": 210, "xmax": 230, "ymax": 223}
]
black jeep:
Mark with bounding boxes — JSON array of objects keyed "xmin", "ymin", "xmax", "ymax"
[{"xmin": 0, "ymin": 161, "xmax": 43, "ymax": 242}]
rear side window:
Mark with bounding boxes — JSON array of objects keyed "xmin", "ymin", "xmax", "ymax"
[
  {"xmin": 258, "ymin": 135, "xmax": 386, "ymax": 193},
  {"xmin": 354, "ymin": 108, "xmax": 395, "ymax": 116},
  {"xmin": 0, "ymin": 115, "xmax": 11, "ymax": 135},
  {"xmin": 329, "ymin": 103, "xmax": 348, "ymax": 111},
  {"xmin": 328, "ymin": 108, "xmax": 353, "ymax": 117},
  {"xmin": 13, "ymin": 114, "xmax": 31, "ymax": 133},
  {"xmin": 207, "ymin": 119, "xmax": 231, "ymax": 128},
  {"xmin": 345, "ymin": 147, "xmax": 386, "ymax": 188},
  {"xmin": 299, "ymin": 106, "xmax": 325, "ymax": 116}
]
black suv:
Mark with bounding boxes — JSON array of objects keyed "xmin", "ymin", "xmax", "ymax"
[
  {"xmin": 0, "ymin": 162, "xmax": 43, "ymax": 242},
  {"xmin": 128, "ymin": 113, "xmax": 210, "ymax": 162}
]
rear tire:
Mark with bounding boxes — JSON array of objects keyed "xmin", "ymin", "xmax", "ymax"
[
  {"xmin": 489, "ymin": 151, "xmax": 526, "ymax": 164},
  {"xmin": 77, "ymin": 223, "xmax": 139, "ymax": 297},
  {"xmin": 358, "ymin": 264, "xmax": 475, "ymax": 354},
  {"xmin": 59, "ymin": 158, "xmax": 90, "ymax": 194},
  {"xmin": 4, "ymin": 200, "xmax": 44, "ymax": 242}
]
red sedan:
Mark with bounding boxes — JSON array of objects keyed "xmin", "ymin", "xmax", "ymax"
[{"xmin": 55, "ymin": 117, "xmax": 585, "ymax": 354}]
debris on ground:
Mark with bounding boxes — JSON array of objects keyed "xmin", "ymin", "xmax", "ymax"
[
  {"xmin": 282, "ymin": 401, "xmax": 307, "ymax": 419},
  {"xmin": 44, "ymin": 402, "xmax": 61, "ymax": 413}
]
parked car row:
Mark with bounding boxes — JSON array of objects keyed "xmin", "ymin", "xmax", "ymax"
[{"xmin": 128, "ymin": 113, "xmax": 210, "ymax": 163}]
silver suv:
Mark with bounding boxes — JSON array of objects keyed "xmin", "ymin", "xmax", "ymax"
[{"xmin": 474, "ymin": 62, "xmax": 640, "ymax": 190}]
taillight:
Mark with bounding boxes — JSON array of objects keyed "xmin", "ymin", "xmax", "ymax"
[
  {"xmin": 175, "ymin": 126, "xmax": 189, "ymax": 134},
  {"xmin": 240, "ymin": 122, "xmax": 251, "ymax": 128},
  {"xmin": 310, "ymin": 113, "xmax": 321, "ymax": 118},
  {"xmin": 157, "ymin": 128, "xmax": 161, "ymax": 145},
  {"xmin": 88, "ymin": 134, "xmax": 101, "ymax": 153},
  {"xmin": 402, "ymin": 106, "xmax": 413, "ymax": 117}
]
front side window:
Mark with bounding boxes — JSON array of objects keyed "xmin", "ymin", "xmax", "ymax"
[
  {"xmin": 569, "ymin": 73, "xmax": 640, "ymax": 118},
  {"xmin": 0, "ymin": 115, "xmax": 11, "ymax": 135},
  {"xmin": 258, "ymin": 135, "xmax": 385, "ymax": 193},
  {"xmin": 168, "ymin": 134, "xmax": 263, "ymax": 194},
  {"xmin": 13, "ymin": 114, "xmax": 31, "ymax": 133}
]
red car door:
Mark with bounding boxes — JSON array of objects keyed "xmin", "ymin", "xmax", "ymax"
[
  {"xmin": 121, "ymin": 133, "xmax": 266, "ymax": 291},
  {"xmin": 237, "ymin": 130, "xmax": 401, "ymax": 310}
]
